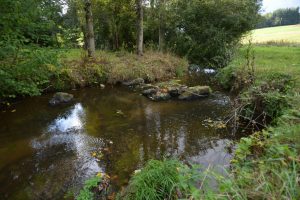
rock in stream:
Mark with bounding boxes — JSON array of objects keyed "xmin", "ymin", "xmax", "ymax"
[
  {"xmin": 140, "ymin": 81, "xmax": 211, "ymax": 101},
  {"xmin": 178, "ymin": 86, "xmax": 211, "ymax": 100},
  {"xmin": 49, "ymin": 92, "xmax": 74, "ymax": 106}
]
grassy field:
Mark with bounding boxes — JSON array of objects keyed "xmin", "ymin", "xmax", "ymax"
[
  {"xmin": 232, "ymin": 46, "xmax": 300, "ymax": 88},
  {"xmin": 243, "ymin": 24, "xmax": 300, "ymax": 44}
]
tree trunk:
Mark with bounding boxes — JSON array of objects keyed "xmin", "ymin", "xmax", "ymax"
[
  {"xmin": 158, "ymin": 21, "xmax": 165, "ymax": 52},
  {"xmin": 158, "ymin": 0, "xmax": 165, "ymax": 52},
  {"xmin": 84, "ymin": 0, "xmax": 95, "ymax": 57},
  {"xmin": 136, "ymin": 0, "xmax": 143, "ymax": 56}
]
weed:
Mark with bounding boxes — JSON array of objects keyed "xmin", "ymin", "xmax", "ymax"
[
  {"xmin": 77, "ymin": 176, "xmax": 102, "ymax": 200},
  {"xmin": 119, "ymin": 159, "xmax": 182, "ymax": 200}
]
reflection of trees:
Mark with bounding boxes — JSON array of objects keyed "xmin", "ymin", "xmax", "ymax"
[
  {"xmin": 1, "ymin": 87, "xmax": 238, "ymax": 196},
  {"xmin": 75, "ymin": 87, "xmax": 237, "ymax": 189}
]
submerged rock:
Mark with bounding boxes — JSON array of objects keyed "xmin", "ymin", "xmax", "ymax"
[
  {"xmin": 49, "ymin": 92, "xmax": 74, "ymax": 106},
  {"xmin": 149, "ymin": 92, "xmax": 171, "ymax": 101},
  {"xmin": 142, "ymin": 88, "xmax": 158, "ymax": 96},
  {"xmin": 122, "ymin": 78, "xmax": 144, "ymax": 86},
  {"xmin": 178, "ymin": 86, "xmax": 211, "ymax": 100}
]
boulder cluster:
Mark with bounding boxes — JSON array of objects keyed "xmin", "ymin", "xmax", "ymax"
[{"xmin": 123, "ymin": 78, "xmax": 212, "ymax": 101}]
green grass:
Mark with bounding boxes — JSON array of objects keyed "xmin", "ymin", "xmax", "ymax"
[
  {"xmin": 231, "ymin": 46, "xmax": 300, "ymax": 89},
  {"xmin": 243, "ymin": 24, "xmax": 300, "ymax": 44}
]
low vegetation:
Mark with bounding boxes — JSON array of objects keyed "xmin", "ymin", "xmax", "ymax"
[
  {"xmin": 77, "ymin": 176, "xmax": 102, "ymax": 200},
  {"xmin": 94, "ymin": 44, "xmax": 299, "ymax": 200},
  {"xmin": 0, "ymin": 48, "xmax": 188, "ymax": 103},
  {"xmin": 62, "ymin": 49, "xmax": 188, "ymax": 84}
]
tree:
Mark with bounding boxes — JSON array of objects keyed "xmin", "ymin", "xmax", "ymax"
[
  {"xmin": 158, "ymin": 0, "xmax": 165, "ymax": 52},
  {"xmin": 136, "ymin": 0, "xmax": 143, "ymax": 56},
  {"xmin": 84, "ymin": 0, "xmax": 95, "ymax": 57},
  {"xmin": 166, "ymin": 0, "xmax": 262, "ymax": 67}
]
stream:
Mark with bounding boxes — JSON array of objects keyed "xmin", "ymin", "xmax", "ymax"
[{"xmin": 0, "ymin": 70, "xmax": 243, "ymax": 199}]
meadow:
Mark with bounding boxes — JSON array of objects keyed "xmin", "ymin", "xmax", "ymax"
[
  {"xmin": 243, "ymin": 24, "xmax": 300, "ymax": 44},
  {"xmin": 233, "ymin": 46, "xmax": 300, "ymax": 88}
]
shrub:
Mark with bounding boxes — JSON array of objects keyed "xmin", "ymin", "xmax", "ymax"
[
  {"xmin": 229, "ymin": 124, "xmax": 300, "ymax": 200},
  {"xmin": 119, "ymin": 159, "xmax": 182, "ymax": 200},
  {"xmin": 118, "ymin": 159, "xmax": 215, "ymax": 200},
  {"xmin": 77, "ymin": 176, "xmax": 102, "ymax": 200},
  {"xmin": 0, "ymin": 47, "xmax": 61, "ymax": 99},
  {"xmin": 238, "ymin": 73, "xmax": 293, "ymax": 126},
  {"xmin": 167, "ymin": 0, "xmax": 261, "ymax": 67}
]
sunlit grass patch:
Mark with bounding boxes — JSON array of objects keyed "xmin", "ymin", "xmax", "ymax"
[{"xmin": 243, "ymin": 25, "xmax": 300, "ymax": 44}]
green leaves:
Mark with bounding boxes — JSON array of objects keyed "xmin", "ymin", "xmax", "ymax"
[
  {"xmin": 0, "ymin": 47, "xmax": 61, "ymax": 99},
  {"xmin": 77, "ymin": 176, "xmax": 102, "ymax": 200},
  {"xmin": 166, "ymin": 0, "xmax": 262, "ymax": 67}
]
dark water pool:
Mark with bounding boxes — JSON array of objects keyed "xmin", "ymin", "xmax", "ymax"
[{"xmin": 0, "ymin": 74, "xmax": 240, "ymax": 199}]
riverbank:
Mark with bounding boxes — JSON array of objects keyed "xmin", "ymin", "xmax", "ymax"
[
  {"xmin": 214, "ymin": 45, "xmax": 300, "ymax": 199},
  {"xmin": 0, "ymin": 49, "xmax": 188, "ymax": 107},
  {"xmin": 113, "ymin": 45, "xmax": 300, "ymax": 199}
]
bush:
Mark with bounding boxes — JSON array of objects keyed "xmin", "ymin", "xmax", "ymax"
[
  {"xmin": 118, "ymin": 159, "xmax": 215, "ymax": 200},
  {"xmin": 0, "ymin": 47, "xmax": 61, "ymax": 99},
  {"xmin": 238, "ymin": 73, "xmax": 293, "ymax": 126},
  {"xmin": 229, "ymin": 124, "xmax": 300, "ymax": 199},
  {"xmin": 77, "ymin": 176, "xmax": 102, "ymax": 200},
  {"xmin": 119, "ymin": 159, "xmax": 182, "ymax": 200},
  {"xmin": 167, "ymin": 0, "xmax": 261, "ymax": 68}
]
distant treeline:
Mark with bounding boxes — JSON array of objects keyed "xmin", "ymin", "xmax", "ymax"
[{"xmin": 257, "ymin": 7, "xmax": 300, "ymax": 28}]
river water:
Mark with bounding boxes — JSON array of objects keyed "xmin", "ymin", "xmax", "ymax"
[{"xmin": 0, "ymin": 71, "xmax": 241, "ymax": 199}]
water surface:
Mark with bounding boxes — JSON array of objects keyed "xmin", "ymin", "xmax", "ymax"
[{"xmin": 0, "ymin": 73, "xmax": 239, "ymax": 199}]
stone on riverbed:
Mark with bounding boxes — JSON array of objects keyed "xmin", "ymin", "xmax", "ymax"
[
  {"xmin": 140, "ymin": 80, "xmax": 211, "ymax": 101},
  {"xmin": 49, "ymin": 92, "xmax": 74, "ymax": 106},
  {"xmin": 149, "ymin": 92, "xmax": 171, "ymax": 101},
  {"xmin": 142, "ymin": 88, "xmax": 158, "ymax": 96},
  {"xmin": 178, "ymin": 86, "xmax": 211, "ymax": 100},
  {"xmin": 122, "ymin": 78, "xmax": 144, "ymax": 86}
]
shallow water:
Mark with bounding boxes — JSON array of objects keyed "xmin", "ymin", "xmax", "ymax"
[{"xmin": 0, "ymin": 73, "xmax": 240, "ymax": 199}]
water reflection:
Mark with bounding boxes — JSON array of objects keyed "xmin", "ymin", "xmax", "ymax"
[
  {"xmin": 48, "ymin": 103, "xmax": 85, "ymax": 132},
  {"xmin": 0, "ymin": 86, "xmax": 238, "ymax": 199}
]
